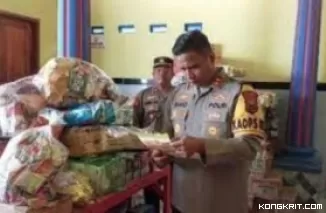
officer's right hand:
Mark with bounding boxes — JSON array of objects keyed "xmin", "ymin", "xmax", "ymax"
[{"xmin": 151, "ymin": 149, "xmax": 170, "ymax": 168}]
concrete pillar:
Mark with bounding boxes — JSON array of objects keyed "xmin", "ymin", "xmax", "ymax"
[
  {"xmin": 57, "ymin": 0, "xmax": 91, "ymax": 61},
  {"xmin": 275, "ymin": 0, "xmax": 323, "ymax": 173}
]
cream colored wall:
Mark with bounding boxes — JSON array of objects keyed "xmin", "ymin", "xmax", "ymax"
[
  {"xmin": 91, "ymin": 0, "xmax": 326, "ymax": 82},
  {"xmin": 90, "ymin": 0, "xmax": 293, "ymax": 81},
  {"xmin": 1, "ymin": 0, "xmax": 325, "ymax": 82},
  {"xmin": 319, "ymin": 1, "xmax": 326, "ymax": 82},
  {"xmin": 0, "ymin": 0, "xmax": 57, "ymax": 66}
]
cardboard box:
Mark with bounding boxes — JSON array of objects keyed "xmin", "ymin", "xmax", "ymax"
[
  {"xmin": 250, "ymin": 171, "xmax": 283, "ymax": 201},
  {"xmin": 278, "ymin": 186, "xmax": 298, "ymax": 203},
  {"xmin": 252, "ymin": 183, "xmax": 279, "ymax": 200},
  {"xmin": 250, "ymin": 171, "xmax": 283, "ymax": 187}
]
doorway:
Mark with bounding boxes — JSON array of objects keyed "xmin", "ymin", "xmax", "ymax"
[{"xmin": 0, "ymin": 10, "xmax": 39, "ymax": 83}]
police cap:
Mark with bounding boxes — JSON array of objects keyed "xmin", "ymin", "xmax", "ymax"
[{"xmin": 153, "ymin": 56, "xmax": 173, "ymax": 68}]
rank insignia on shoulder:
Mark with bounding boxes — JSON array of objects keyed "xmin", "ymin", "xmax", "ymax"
[{"xmin": 213, "ymin": 77, "xmax": 224, "ymax": 87}]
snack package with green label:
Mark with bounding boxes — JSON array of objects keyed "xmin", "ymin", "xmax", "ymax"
[
  {"xmin": 68, "ymin": 154, "xmax": 127, "ymax": 196},
  {"xmin": 119, "ymin": 152, "xmax": 150, "ymax": 183},
  {"xmin": 35, "ymin": 57, "xmax": 128, "ymax": 109}
]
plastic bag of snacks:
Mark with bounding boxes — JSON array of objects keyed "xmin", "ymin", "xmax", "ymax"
[
  {"xmin": 0, "ymin": 76, "xmax": 46, "ymax": 138},
  {"xmin": 35, "ymin": 57, "xmax": 128, "ymax": 108},
  {"xmin": 38, "ymin": 100, "xmax": 133, "ymax": 127},
  {"xmin": 0, "ymin": 76, "xmax": 43, "ymax": 97},
  {"xmin": 53, "ymin": 171, "xmax": 93, "ymax": 205},
  {"xmin": 0, "ymin": 126, "xmax": 69, "ymax": 206},
  {"xmin": 68, "ymin": 154, "xmax": 127, "ymax": 196}
]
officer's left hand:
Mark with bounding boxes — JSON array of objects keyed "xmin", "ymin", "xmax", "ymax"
[{"xmin": 172, "ymin": 136, "xmax": 205, "ymax": 157}]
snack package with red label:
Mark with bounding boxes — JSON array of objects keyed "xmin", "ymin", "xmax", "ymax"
[
  {"xmin": 0, "ymin": 126, "xmax": 68, "ymax": 205},
  {"xmin": 35, "ymin": 57, "xmax": 128, "ymax": 109},
  {"xmin": 0, "ymin": 76, "xmax": 46, "ymax": 138}
]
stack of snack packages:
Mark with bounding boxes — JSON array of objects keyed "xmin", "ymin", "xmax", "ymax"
[
  {"xmin": 0, "ymin": 57, "xmax": 166, "ymax": 212},
  {"xmin": 248, "ymin": 91, "xmax": 298, "ymax": 209},
  {"xmin": 0, "ymin": 69, "xmax": 73, "ymax": 212},
  {"xmin": 35, "ymin": 58, "xmax": 154, "ymax": 205}
]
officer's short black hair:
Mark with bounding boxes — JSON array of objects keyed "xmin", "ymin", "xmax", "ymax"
[{"xmin": 172, "ymin": 30, "xmax": 213, "ymax": 56}]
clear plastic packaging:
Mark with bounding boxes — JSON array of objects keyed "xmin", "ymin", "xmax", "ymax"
[
  {"xmin": 38, "ymin": 100, "xmax": 133, "ymax": 127},
  {"xmin": 61, "ymin": 125, "xmax": 172, "ymax": 157},
  {"xmin": 0, "ymin": 76, "xmax": 46, "ymax": 138},
  {"xmin": 60, "ymin": 125, "xmax": 147, "ymax": 157},
  {"xmin": 53, "ymin": 171, "xmax": 94, "ymax": 205},
  {"xmin": 35, "ymin": 57, "xmax": 128, "ymax": 108},
  {"xmin": 68, "ymin": 154, "xmax": 127, "ymax": 196},
  {"xmin": 0, "ymin": 126, "xmax": 69, "ymax": 206}
]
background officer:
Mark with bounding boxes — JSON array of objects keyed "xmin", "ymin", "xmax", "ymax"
[
  {"xmin": 133, "ymin": 56, "xmax": 174, "ymax": 130},
  {"xmin": 132, "ymin": 56, "xmax": 174, "ymax": 212},
  {"xmin": 152, "ymin": 31, "xmax": 265, "ymax": 213}
]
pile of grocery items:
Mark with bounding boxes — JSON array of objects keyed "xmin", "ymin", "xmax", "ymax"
[
  {"xmin": 248, "ymin": 92, "xmax": 298, "ymax": 209},
  {"xmin": 0, "ymin": 57, "xmax": 170, "ymax": 213}
]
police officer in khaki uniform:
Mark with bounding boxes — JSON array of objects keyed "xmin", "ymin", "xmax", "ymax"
[
  {"xmin": 152, "ymin": 31, "xmax": 266, "ymax": 213},
  {"xmin": 133, "ymin": 56, "xmax": 174, "ymax": 130},
  {"xmin": 133, "ymin": 56, "xmax": 174, "ymax": 212}
]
